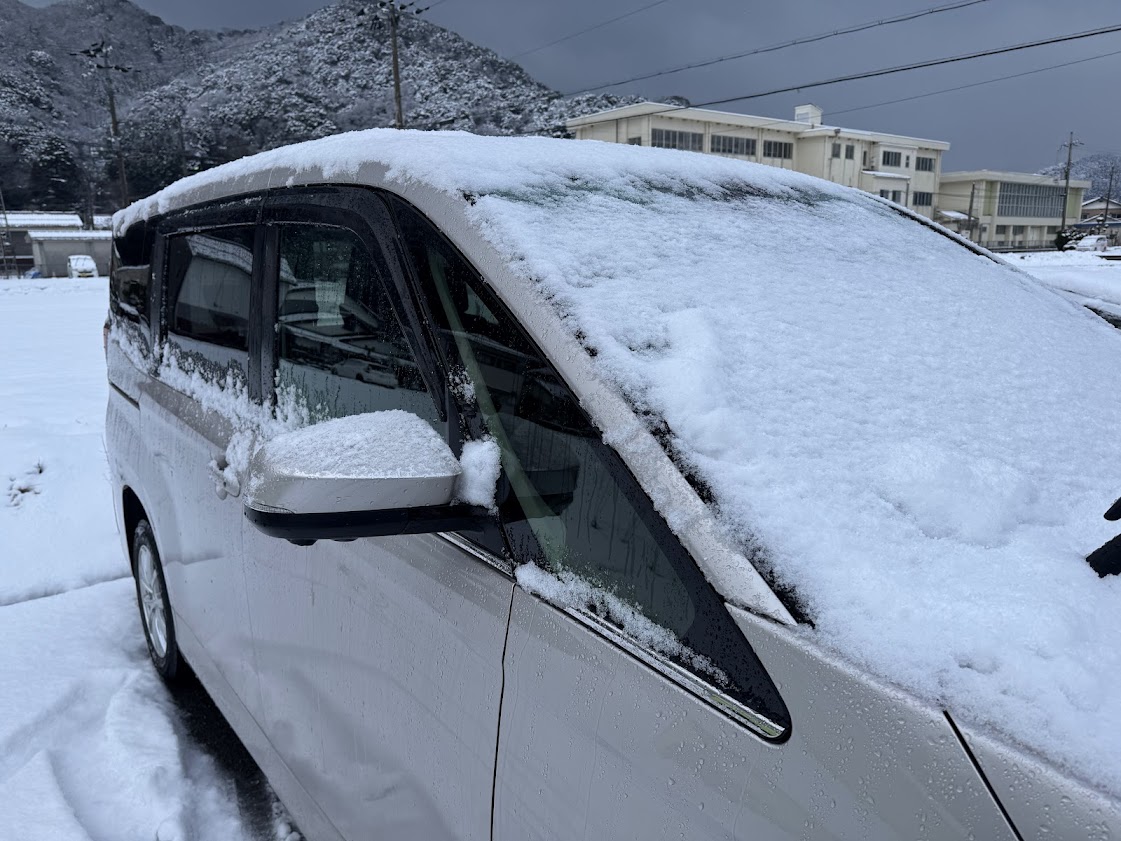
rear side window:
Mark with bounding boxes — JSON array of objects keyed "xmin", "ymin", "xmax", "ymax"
[
  {"xmin": 167, "ymin": 227, "xmax": 256, "ymax": 350},
  {"xmin": 110, "ymin": 222, "xmax": 153, "ymax": 324}
]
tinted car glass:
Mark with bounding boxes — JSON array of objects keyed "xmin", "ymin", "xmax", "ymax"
[
  {"xmin": 275, "ymin": 223, "xmax": 437, "ymax": 424},
  {"xmin": 392, "ymin": 197, "xmax": 790, "ymax": 731},
  {"xmin": 110, "ymin": 220, "xmax": 153, "ymax": 324},
  {"xmin": 168, "ymin": 227, "xmax": 255, "ymax": 350}
]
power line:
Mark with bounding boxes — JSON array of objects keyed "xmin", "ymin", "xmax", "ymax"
[
  {"xmin": 533, "ymin": 37, "xmax": 1121, "ymax": 141},
  {"xmin": 644, "ymin": 23, "xmax": 1121, "ymax": 117},
  {"xmin": 508, "ymin": 0, "xmax": 675, "ymax": 61},
  {"xmin": 566, "ymin": 0, "xmax": 991, "ymax": 96},
  {"xmin": 824, "ymin": 46, "xmax": 1121, "ymax": 120}
]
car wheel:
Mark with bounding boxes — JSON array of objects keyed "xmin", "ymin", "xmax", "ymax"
[{"xmin": 132, "ymin": 519, "xmax": 180, "ymax": 682}]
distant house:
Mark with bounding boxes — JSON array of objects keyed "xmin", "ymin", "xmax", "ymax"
[
  {"xmin": 1076, "ymin": 196, "xmax": 1121, "ymax": 244},
  {"xmin": 1, "ymin": 211, "xmax": 86, "ymax": 275},
  {"xmin": 1080, "ymin": 195, "xmax": 1120, "ymax": 222}
]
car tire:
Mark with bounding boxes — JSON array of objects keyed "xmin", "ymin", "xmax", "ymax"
[{"xmin": 132, "ymin": 519, "xmax": 180, "ymax": 682}]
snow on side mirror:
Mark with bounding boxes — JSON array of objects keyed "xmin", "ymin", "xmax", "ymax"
[{"xmin": 244, "ymin": 410, "xmax": 497, "ymax": 545}]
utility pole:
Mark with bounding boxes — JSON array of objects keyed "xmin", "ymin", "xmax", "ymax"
[
  {"xmin": 71, "ymin": 41, "xmax": 132, "ymax": 207},
  {"xmin": 357, "ymin": 1, "xmax": 430, "ymax": 129},
  {"xmin": 1103, "ymin": 165, "xmax": 1115, "ymax": 229},
  {"xmin": 0, "ymin": 183, "xmax": 17, "ymax": 278},
  {"xmin": 1059, "ymin": 131, "xmax": 1083, "ymax": 232},
  {"xmin": 965, "ymin": 182, "xmax": 976, "ymax": 242},
  {"xmin": 1103, "ymin": 164, "xmax": 1112, "ymax": 243}
]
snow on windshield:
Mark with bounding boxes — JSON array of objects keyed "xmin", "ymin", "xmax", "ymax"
[
  {"xmin": 460, "ymin": 153, "xmax": 1121, "ymax": 796},
  {"xmin": 116, "ymin": 129, "xmax": 1121, "ymax": 795}
]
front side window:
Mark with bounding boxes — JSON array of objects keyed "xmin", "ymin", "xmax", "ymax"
[
  {"xmin": 275, "ymin": 223, "xmax": 436, "ymax": 423},
  {"xmin": 168, "ymin": 227, "xmax": 255, "ymax": 350},
  {"xmin": 391, "ymin": 197, "xmax": 790, "ymax": 732}
]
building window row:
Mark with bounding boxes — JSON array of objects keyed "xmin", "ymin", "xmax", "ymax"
[
  {"xmin": 882, "ymin": 150, "xmax": 902, "ymax": 167},
  {"xmin": 763, "ymin": 140, "xmax": 793, "ymax": 160},
  {"xmin": 651, "ymin": 128, "xmax": 703, "ymax": 152},
  {"xmin": 912, "ymin": 191, "xmax": 933, "ymax": 207},
  {"xmin": 711, "ymin": 134, "xmax": 756, "ymax": 156},
  {"xmin": 915, "ymin": 156, "xmax": 936, "ymax": 172},
  {"xmin": 996, "ymin": 182, "xmax": 1065, "ymax": 218},
  {"xmin": 879, "ymin": 190, "xmax": 904, "ymax": 203}
]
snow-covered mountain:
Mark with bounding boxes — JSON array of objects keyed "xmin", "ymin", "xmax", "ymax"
[
  {"xmin": 1040, "ymin": 152, "xmax": 1121, "ymax": 202},
  {"xmin": 0, "ymin": 0, "xmax": 634, "ymax": 211}
]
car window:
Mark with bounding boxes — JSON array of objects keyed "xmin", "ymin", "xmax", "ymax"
[
  {"xmin": 168, "ymin": 227, "xmax": 255, "ymax": 350},
  {"xmin": 275, "ymin": 223, "xmax": 438, "ymax": 424},
  {"xmin": 392, "ymin": 197, "xmax": 790, "ymax": 730},
  {"xmin": 111, "ymin": 222, "xmax": 153, "ymax": 325}
]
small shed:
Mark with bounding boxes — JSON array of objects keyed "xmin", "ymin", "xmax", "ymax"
[
  {"xmin": 27, "ymin": 230, "xmax": 112, "ymax": 277},
  {"xmin": 1, "ymin": 211, "xmax": 85, "ymax": 275}
]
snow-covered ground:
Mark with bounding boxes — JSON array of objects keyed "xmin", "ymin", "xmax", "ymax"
[
  {"xmin": 1006, "ymin": 248, "xmax": 1121, "ymax": 319},
  {"xmin": 0, "ymin": 277, "xmax": 286, "ymax": 841}
]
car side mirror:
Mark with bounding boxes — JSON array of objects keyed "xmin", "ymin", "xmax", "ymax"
[{"xmin": 244, "ymin": 411, "xmax": 495, "ymax": 545}]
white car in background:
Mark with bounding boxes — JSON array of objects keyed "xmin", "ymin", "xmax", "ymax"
[
  {"xmin": 1074, "ymin": 234, "xmax": 1110, "ymax": 252},
  {"xmin": 67, "ymin": 254, "xmax": 97, "ymax": 277}
]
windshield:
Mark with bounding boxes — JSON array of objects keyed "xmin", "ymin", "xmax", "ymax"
[{"xmin": 468, "ymin": 163, "xmax": 1121, "ymax": 797}]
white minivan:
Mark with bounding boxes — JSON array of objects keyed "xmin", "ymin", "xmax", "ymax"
[{"xmin": 106, "ymin": 130, "xmax": 1121, "ymax": 840}]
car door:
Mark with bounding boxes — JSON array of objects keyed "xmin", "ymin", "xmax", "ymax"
[
  {"xmin": 142, "ymin": 215, "xmax": 265, "ymax": 718},
  {"xmin": 239, "ymin": 192, "xmax": 513, "ymax": 841},
  {"xmin": 388, "ymin": 197, "xmax": 1018, "ymax": 841}
]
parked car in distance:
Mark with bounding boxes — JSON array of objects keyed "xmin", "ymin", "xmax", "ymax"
[
  {"xmin": 67, "ymin": 253, "xmax": 97, "ymax": 277},
  {"xmin": 1074, "ymin": 234, "xmax": 1110, "ymax": 252},
  {"xmin": 105, "ymin": 130, "xmax": 1121, "ymax": 841}
]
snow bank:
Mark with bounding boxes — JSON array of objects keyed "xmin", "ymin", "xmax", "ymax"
[
  {"xmin": 1, "ymin": 278, "xmax": 279, "ymax": 839},
  {"xmin": 1010, "ymin": 250, "xmax": 1121, "ymax": 308},
  {"xmin": 0, "ymin": 579, "xmax": 252, "ymax": 840},
  {"xmin": 0, "ymin": 279, "xmax": 124, "ymax": 605},
  {"xmin": 114, "ymin": 129, "xmax": 1121, "ymax": 795}
]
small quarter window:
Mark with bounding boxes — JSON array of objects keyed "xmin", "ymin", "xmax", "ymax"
[
  {"xmin": 168, "ymin": 227, "xmax": 255, "ymax": 350},
  {"xmin": 110, "ymin": 222, "xmax": 153, "ymax": 324},
  {"xmin": 392, "ymin": 197, "xmax": 790, "ymax": 733}
]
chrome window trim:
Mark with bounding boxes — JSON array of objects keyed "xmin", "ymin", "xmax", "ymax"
[
  {"xmin": 557, "ymin": 601, "xmax": 787, "ymax": 741},
  {"xmin": 436, "ymin": 531, "xmax": 514, "ymax": 577}
]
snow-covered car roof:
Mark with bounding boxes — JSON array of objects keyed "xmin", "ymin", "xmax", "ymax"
[{"xmin": 116, "ymin": 129, "xmax": 1121, "ymax": 799}]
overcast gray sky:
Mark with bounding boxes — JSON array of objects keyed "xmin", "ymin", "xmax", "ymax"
[{"xmin": 23, "ymin": 0, "xmax": 1121, "ymax": 170}]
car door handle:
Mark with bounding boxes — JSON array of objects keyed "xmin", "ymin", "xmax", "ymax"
[{"xmin": 207, "ymin": 458, "xmax": 241, "ymax": 500}]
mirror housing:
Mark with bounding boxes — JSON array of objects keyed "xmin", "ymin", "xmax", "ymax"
[{"xmin": 244, "ymin": 411, "xmax": 494, "ymax": 544}]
